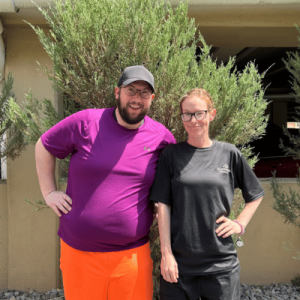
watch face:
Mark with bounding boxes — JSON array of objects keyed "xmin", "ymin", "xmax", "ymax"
[{"xmin": 236, "ymin": 238, "xmax": 244, "ymax": 248}]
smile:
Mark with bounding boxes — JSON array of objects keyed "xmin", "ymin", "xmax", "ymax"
[{"xmin": 129, "ymin": 104, "xmax": 141, "ymax": 109}]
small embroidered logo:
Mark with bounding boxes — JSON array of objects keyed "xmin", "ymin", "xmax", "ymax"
[
  {"xmin": 143, "ymin": 146, "xmax": 151, "ymax": 151},
  {"xmin": 217, "ymin": 164, "xmax": 230, "ymax": 174}
]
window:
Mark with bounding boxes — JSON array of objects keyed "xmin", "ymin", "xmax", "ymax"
[
  {"xmin": 287, "ymin": 122, "xmax": 300, "ymax": 129},
  {"xmin": 287, "ymin": 101, "xmax": 300, "ymax": 129}
]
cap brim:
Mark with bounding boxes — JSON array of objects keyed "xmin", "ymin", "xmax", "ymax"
[{"xmin": 121, "ymin": 78, "xmax": 154, "ymax": 92}]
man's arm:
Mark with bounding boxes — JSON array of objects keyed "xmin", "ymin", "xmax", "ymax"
[
  {"xmin": 35, "ymin": 138, "xmax": 72, "ymax": 217},
  {"xmin": 158, "ymin": 202, "xmax": 179, "ymax": 283}
]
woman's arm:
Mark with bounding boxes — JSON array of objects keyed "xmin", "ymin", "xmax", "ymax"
[
  {"xmin": 158, "ymin": 202, "xmax": 179, "ymax": 283},
  {"xmin": 215, "ymin": 196, "xmax": 263, "ymax": 238}
]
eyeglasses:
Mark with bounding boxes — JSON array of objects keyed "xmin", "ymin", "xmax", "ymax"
[
  {"xmin": 121, "ymin": 86, "xmax": 152, "ymax": 99},
  {"xmin": 181, "ymin": 111, "xmax": 208, "ymax": 122}
]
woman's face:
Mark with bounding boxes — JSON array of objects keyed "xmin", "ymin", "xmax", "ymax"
[{"xmin": 181, "ymin": 95, "xmax": 216, "ymax": 139}]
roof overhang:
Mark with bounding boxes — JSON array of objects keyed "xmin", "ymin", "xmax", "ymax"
[
  {"xmin": 0, "ymin": 0, "xmax": 53, "ymax": 12},
  {"xmin": 0, "ymin": 0, "xmax": 299, "ymax": 47}
]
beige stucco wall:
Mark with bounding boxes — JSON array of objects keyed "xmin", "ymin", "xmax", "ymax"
[
  {"xmin": 189, "ymin": 3, "xmax": 300, "ymax": 48},
  {"xmin": 2, "ymin": 27, "xmax": 60, "ymax": 292},
  {"xmin": 0, "ymin": 1, "xmax": 300, "ymax": 293},
  {"xmin": 0, "ymin": 182, "xmax": 8, "ymax": 288},
  {"xmin": 3, "ymin": 172, "xmax": 300, "ymax": 291},
  {"xmin": 239, "ymin": 180, "xmax": 300, "ymax": 284}
]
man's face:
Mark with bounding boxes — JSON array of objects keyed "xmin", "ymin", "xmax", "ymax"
[{"xmin": 115, "ymin": 81, "xmax": 154, "ymax": 125}]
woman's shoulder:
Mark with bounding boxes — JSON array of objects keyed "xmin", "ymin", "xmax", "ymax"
[
  {"xmin": 214, "ymin": 140, "xmax": 238, "ymax": 150},
  {"xmin": 213, "ymin": 140, "xmax": 242, "ymax": 156},
  {"xmin": 160, "ymin": 141, "xmax": 191, "ymax": 158}
]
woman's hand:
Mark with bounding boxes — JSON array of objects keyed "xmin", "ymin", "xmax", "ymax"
[
  {"xmin": 215, "ymin": 216, "xmax": 242, "ymax": 238},
  {"xmin": 45, "ymin": 191, "xmax": 72, "ymax": 217},
  {"xmin": 161, "ymin": 253, "xmax": 179, "ymax": 283}
]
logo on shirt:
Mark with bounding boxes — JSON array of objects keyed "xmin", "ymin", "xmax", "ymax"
[
  {"xmin": 217, "ymin": 164, "xmax": 230, "ymax": 174},
  {"xmin": 144, "ymin": 146, "xmax": 151, "ymax": 151}
]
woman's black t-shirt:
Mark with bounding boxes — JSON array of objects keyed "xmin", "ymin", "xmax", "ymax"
[{"xmin": 150, "ymin": 141, "xmax": 265, "ymax": 275}]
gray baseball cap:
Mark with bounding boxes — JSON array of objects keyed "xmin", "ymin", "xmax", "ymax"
[{"xmin": 118, "ymin": 65, "xmax": 155, "ymax": 92}]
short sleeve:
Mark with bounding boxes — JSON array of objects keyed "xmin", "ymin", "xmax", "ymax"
[
  {"xmin": 234, "ymin": 154, "xmax": 265, "ymax": 203},
  {"xmin": 41, "ymin": 111, "xmax": 85, "ymax": 159},
  {"xmin": 164, "ymin": 129, "xmax": 176, "ymax": 146},
  {"xmin": 149, "ymin": 148, "xmax": 173, "ymax": 205}
]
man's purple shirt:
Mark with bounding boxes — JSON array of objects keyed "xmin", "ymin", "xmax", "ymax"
[{"xmin": 41, "ymin": 108, "xmax": 175, "ymax": 252}]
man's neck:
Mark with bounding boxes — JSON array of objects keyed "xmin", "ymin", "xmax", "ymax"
[{"xmin": 114, "ymin": 108, "xmax": 144, "ymax": 130}]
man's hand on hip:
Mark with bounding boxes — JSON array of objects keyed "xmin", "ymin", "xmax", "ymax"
[{"xmin": 45, "ymin": 191, "xmax": 72, "ymax": 217}]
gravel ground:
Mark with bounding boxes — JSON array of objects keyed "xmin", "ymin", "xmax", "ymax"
[
  {"xmin": 240, "ymin": 283, "xmax": 300, "ymax": 300},
  {"xmin": 1, "ymin": 283, "xmax": 300, "ymax": 299}
]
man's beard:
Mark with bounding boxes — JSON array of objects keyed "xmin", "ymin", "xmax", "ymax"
[{"xmin": 117, "ymin": 98, "xmax": 149, "ymax": 125}]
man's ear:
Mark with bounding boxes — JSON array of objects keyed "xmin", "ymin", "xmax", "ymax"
[
  {"xmin": 114, "ymin": 87, "xmax": 120, "ymax": 99},
  {"xmin": 148, "ymin": 94, "xmax": 155, "ymax": 106}
]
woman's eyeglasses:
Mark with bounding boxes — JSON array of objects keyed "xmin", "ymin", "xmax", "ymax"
[{"xmin": 180, "ymin": 111, "xmax": 208, "ymax": 122}]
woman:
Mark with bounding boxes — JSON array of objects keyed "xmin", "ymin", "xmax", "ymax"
[{"xmin": 150, "ymin": 88, "xmax": 264, "ymax": 300}]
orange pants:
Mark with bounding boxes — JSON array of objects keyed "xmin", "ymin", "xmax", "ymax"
[{"xmin": 60, "ymin": 239, "xmax": 153, "ymax": 300}]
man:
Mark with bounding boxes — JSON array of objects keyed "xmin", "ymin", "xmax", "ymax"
[{"xmin": 35, "ymin": 65, "xmax": 176, "ymax": 300}]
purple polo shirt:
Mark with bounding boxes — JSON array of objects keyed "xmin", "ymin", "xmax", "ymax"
[{"xmin": 41, "ymin": 108, "xmax": 175, "ymax": 252}]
